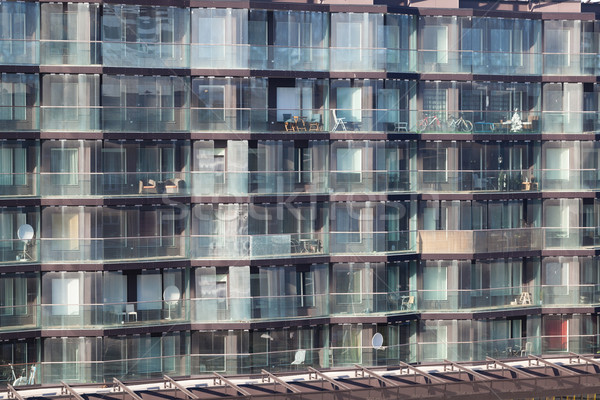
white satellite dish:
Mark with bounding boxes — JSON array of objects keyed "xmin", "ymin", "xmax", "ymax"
[
  {"xmin": 163, "ymin": 285, "xmax": 180, "ymax": 320},
  {"xmin": 17, "ymin": 224, "xmax": 34, "ymax": 241},
  {"xmin": 16, "ymin": 224, "xmax": 34, "ymax": 261},
  {"xmin": 371, "ymin": 333, "xmax": 384, "ymax": 350}
]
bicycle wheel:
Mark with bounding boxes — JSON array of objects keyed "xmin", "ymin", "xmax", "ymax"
[
  {"xmin": 460, "ymin": 119, "xmax": 473, "ymax": 132},
  {"xmin": 417, "ymin": 119, "xmax": 428, "ymax": 132}
]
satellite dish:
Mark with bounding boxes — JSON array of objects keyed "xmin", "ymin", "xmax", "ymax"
[
  {"xmin": 371, "ymin": 333, "xmax": 384, "ymax": 350},
  {"xmin": 163, "ymin": 285, "xmax": 180, "ymax": 304},
  {"xmin": 17, "ymin": 224, "xmax": 34, "ymax": 241},
  {"xmin": 163, "ymin": 286, "xmax": 180, "ymax": 320}
]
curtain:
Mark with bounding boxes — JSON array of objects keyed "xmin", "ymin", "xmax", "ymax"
[
  {"xmin": 137, "ymin": 272, "xmax": 162, "ymax": 310},
  {"xmin": 51, "ymin": 277, "xmax": 80, "ymax": 315}
]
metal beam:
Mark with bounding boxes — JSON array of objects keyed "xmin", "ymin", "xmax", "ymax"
[
  {"xmin": 568, "ymin": 353, "xmax": 600, "ymax": 368},
  {"xmin": 6, "ymin": 385, "xmax": 24, "ymax": 400},
  {"xmin": 398, "ymin": 361, "xmax": 445, "ymax": 384},
  {"xmin": 307, "ymin": 367, "xmax": 350, "ymax": 390},
  {"xmin": 261, "ymin": 370, "xmax": 301, "ymax": 394},
  {"xmin": 113, "ymin": 378, "xmax": 144, "ymax": 400},
  {"xmin": 212, "ymin": 372, "xmax": 251, "ymax": 397},
  {"xmin": 443, "ymin": 360, "xmax": 491, "ymax": 381},
  {"xmin": 485, "ymin": 357, "xmax": 536, "ymax": 378},
  {"xmin": 163, "ymin": 375, "xmax": 199, "ymax": 400},
  {"xmin": 528, "ymin": 355, "xmax": 578, "ymax": 376},
  {"xmin": 61, "ymin": 381, "xmax": 86, "ymax": 400},
  {"xmin": 353, "ymin": 364, "xmax": 397, "ymax": 387}
]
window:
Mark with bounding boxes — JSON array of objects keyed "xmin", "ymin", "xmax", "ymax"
[
  {"xmin": 102, "ymin": 148, "xmax": 126, "ymax": 188},
  {"xmin": 296, "ymin": 271, "xmax": 315, "ymax": 307},
  {"xmin": 137, "ymin": 147, "xmax": 175, "ymax": 182},
  {"xmin": 0, "ymin": 11, "xmax": 26, "ymax": 55},
  {"xmin": 195, "ymin": 85, "xmax": 225, "ymax": 123},
  {"xmin": 337, "ymin": 87, "xmax": 361, "ymax": 122},
  {"xmin": 336, "ymin": 206, "xmax": 360, "ymax": 243},
  {"xmin": 294, "ymin": 147, "xmax": 311, "ymax": 183},
  {"xmin": 0, "ymin": 277, "xmax": 27, "ymax": 316},
  {"xmin": 157, "ymin": 79, "xmax": 175, "ymax": 122},
  {"xmin": 546, "ymin": 147, "xmax": 569, "ymax": 180},
  {"xmin": 422, "ymin": 25, "xmax": 447, "ymax": 64},
  {"xmin": 0, "ymin": 82, "xmax": 26, "ymax": 120},
  {"xmin": 490, "ymin": 29, "xmax": 523, "ymax": 66},
  {"xmin": 51, "ymin": 148, "xmax": 79, "ymax": 185},
  {"xmin": 197, "ymin": 17, "xmax": 226, "ymax": 62},
  {"xmin": 336, "ymin": 147, "xmax": 362, "ymax": 183},
  {"xmin": 51, "ymin": 277, "xmax": 80, "ymax": 315},
  {"xmin": 545, "ymin": 29, "xmax": 570, "ymax": 66},
  {"xmin": 0, "ymin": 212, "xmax": 26, "ymax": 252},
  {"xmin": 51, "ymin": 211, "xmax": 79, "ymax": 251},
  {"xmin": 422, "ymin": 146, "xmax": 447, "ymax": 183},
  {"xmin": 0, "ymin": 147, "xmax": 26, "ymax": 186},
  {"xmin": 423, "ymin": 265, "xmax": 447, "ymax": 301},
  {"xmin": 335, "ymin": 267, "xmax": 362, "ymax": 304},
  {"xmin": 545, "ymin": 262, "xmax": 569, "ymax": 286},
  {"xmin": 137, "ymin": 273, "xmax": 162, "ymax": 311}
]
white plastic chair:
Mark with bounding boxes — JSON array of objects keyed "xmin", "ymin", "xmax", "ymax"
[
  {"xmin": 124, "ymin": 304, "xmax": 138, "ymax": 322},
  {"xmin": 520, "ymin": 342, "xmax": 533, "ymax": 357},
  {"xmin": 331, "ymin": 109, "xmax": 347, "ymax": 132},
  {"xmin": 291, "ymin": 350, "xmax": 306, "ymax": 365}
]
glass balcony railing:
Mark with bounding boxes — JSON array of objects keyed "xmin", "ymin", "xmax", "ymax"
[
  {"xmin": 40, "ymin": 40, "xmax": 101, "ymax": 65},
  {"xmin": 418, "ymin": 49, "xmax": 543, "ymax": 75},
  {"xmin": 417, "ymin": 169, "xmax": 539, "ymax": 193},
  {"xmin": 103, "ymin": 107, "xmax": 189, "ymax": 133},
  {"xmin": 102, "ymin": 42, "xmax": 189, "ymax": 69},
  {"xmin": 14, "ymin": 335, "xmax": 600, "ymax": 384},
  {"xmin": 191, "ymin": 294, "xmax": 329, "ymax": 323},
  {"xmin": 192, "ymin": 171, "xmax": 329, "ymax": 195},
  {"xmin": 0, "ymin": 40, "xmax": 39, "ymax": 65},
  {"xmin": 543, "ymin": 227, "xmax": 600, "ymax": 249},
  {"xmin": 0, "ymin": 239, "xmax": 39, "ymax": 264},
  {"xmin": 40, "ymin": 172, "xmax": 190, "ymax": 197},
  {"xmin": 542, "ymin": 111, "xmax": 599, "ymax": 134},
  {"xmin": 191, "ymin": 43, "xmax": 249, "ymax": 69},
  {"xmin": 419, "ymin": 228, "xmax": 542, "ymax": 254},
  {"xmin": 40, "ymin": 299, "xmax": 186, "ymax": 329},
  {"xmin": 0, "ymin": 106, "xmax": 39, "ymax": 131},
  {"xmin": 39, "ymin": 236, "xmax": 186, "ymax": 263},
  {"xmin": 329, "ymin": 231, "xmax": 415, "ymax": 255},
  {"xmin": 190, "ymin": 233, "xmax": 327, "ymax": 259},
  {"xmin": 40, "ymin": 107, "xmax": 100, "ymax": 132},
  {"xmin": 329, "ymin": 170, "xmax": 414, "ymax": 193},
  {"xmin": 543, "ymin": 52, "xmax": 598, "ymax": 76},
  {"xmin": 0, "ymin": 173, "xmax": 37, "ymax": 197},
  {"xmin": 416, "ymin": 110, "xmax": 541, "ymax": 134},
  {"xmin": 0, "ymin": 304, "xmax": 38, "ymax": 332}
]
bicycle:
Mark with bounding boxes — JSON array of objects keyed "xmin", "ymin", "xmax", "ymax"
[
  {"xmin": 417, "ymin": 114, "xmax": 443, "ymax": 132},
  {"xmin": 447, "ymin": 114, "xmax": 473, "ymax": 132}
]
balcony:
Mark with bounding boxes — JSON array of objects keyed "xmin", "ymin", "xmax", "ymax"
[
  {"xmin": 0, "ymin": 39, "xmax": 38, "ymax": 65},
  {"xmin": 40, "ymin": 172, "xmax": 190, "ymax": 197},
  {"xmin": 0, "ymin": 238, "xmax": 39, "ymax": 264},
  {"xmin": 329, "ymin": 231, "xmax": 415, "ymax": 255},
  {"xmin": 190, "ymin": 233, "xmax": 327, "ymax": 260},
  {"xmin": 39, "ymin": 236, "xmax": 187, "ymax": 263},
  {"xmin": 103, "ymin": 107, "xmax": 189, "ymax": 133},
  {"xmin": 102, "ymin": 42, "xmax": 189, "ymax": 69},
  {"xmin": 418, "ymin": 228, "xmax": 543, "ymax": 254},
  {"xmin": 418, "ymin": 169, "xmax": 539, "ymax": 193},
  {"xmin": 40, "ymin": 40, "xmax": 101, "ymax": 66},
  {"xmin": 543, "ymin": 52, "xmax": 598, "ymax": 76},
  {"xmin": 40, "ymin": 299, "xmax": 186, "ymax": 329},
  {"xmin": 40, "ymin": 107, "xmax": 101, "ymax": 132},
  {"xmin": 191, "ymin": 294, "xmax": 329, "ymax": 323},
  {"xmin": 0, "ymin": 106, "xmax": 39, "ymax": 132}
]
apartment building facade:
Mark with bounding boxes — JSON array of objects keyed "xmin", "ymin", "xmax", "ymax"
[{"xmin": 0, "ymin": 0, "xmax": 599, "ymax": 385}]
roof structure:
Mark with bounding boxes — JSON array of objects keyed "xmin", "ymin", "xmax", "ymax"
[{"xmin": 8, "ymin": 354, "xmax": 600, "ymax": 400}]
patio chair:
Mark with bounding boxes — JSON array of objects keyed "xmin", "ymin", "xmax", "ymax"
[
  {"xmin": 308, "ymin": 114, "xmax": 321, "ymax": 131},
  {"xmin": 331, "ymin": 109, "xmax": 347, "ymax": 131}
]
